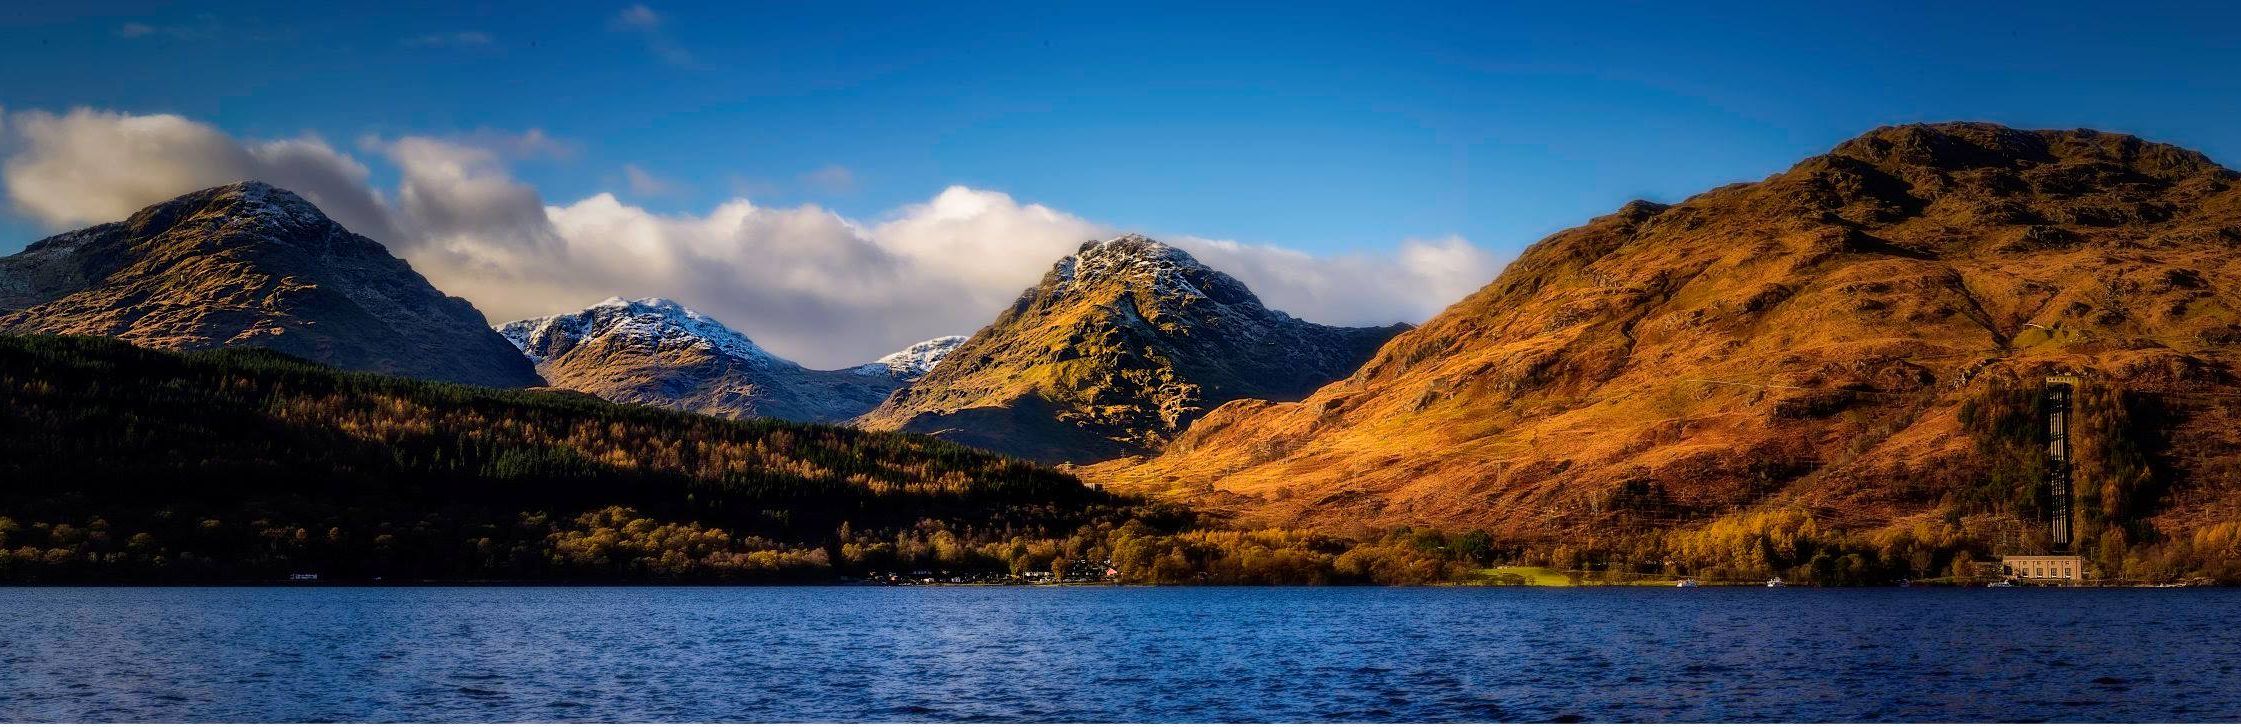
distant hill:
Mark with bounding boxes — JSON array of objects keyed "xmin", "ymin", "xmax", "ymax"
[
  {"xmin": 498, "ymin": 297, "xmax": 961, "ymax": 423},
  {"xmin": 0, "ymin": 334, "xmax": 1102, "ymax": 583},
  {"xmin": 1087, "ymin": 123, "xmax": 2241, "ymax": 584},
  {"xmin": 0, "ymin": 182, "xmax": 540, "ymax": 387},
  {"xmin": 868, "ymin": 335, "xmax": 970, "ymax": 380},
  {"xmin": 859, "ymin": 234, "xmax": 1407, "ymax": 464}
]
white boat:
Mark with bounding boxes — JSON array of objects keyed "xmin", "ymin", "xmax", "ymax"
[
  {"xmin": 1987, "ymin": 580, "xmax": 2017, "ymax": 588},
  {"xmin": 1765, "ymin": 577, "xmax": 1787, "ymax": 588},
  {"xmin": 1675, "ymin": 579, "xmax": 1699, "ymax": 588}
]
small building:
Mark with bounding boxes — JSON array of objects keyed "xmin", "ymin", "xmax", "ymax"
[{"xmin": 2001, "ymin": 555, "xmax": 2085, "ymax": 583}]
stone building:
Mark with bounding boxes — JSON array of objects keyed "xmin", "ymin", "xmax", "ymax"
[{"xmin": 2001, "ymin": 555, "xmax": 2084, "ymax": 583}]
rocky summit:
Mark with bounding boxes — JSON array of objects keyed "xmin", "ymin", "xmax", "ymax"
[
  {"xmin": 1086, "ymin": 123, "xmax": 2241, "ymax": 565},
  {"xmin": 499, "ymin": 297, "xmax": 960, "ymax": 423},
  {"xmin": 0, "ymin": 181, "xmax": 540, "ymax": 387},
  {"xmin": 858, "ymin": 233, "xmax": 1408, "ymax": 464}
]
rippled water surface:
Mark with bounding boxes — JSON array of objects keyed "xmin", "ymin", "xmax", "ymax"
[{"xmin": 3, "ymin": 587, "xmax": 2239, "ymax": 722}]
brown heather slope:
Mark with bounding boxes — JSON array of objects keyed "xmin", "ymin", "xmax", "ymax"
[
  {"xmin": 1086, "ymin": 123, "xmax": 2241, "ymax": 573},
  {"xmin": 0, "ymin": 182, "xmax": 540, "ymax": 388},
  {"xmin": 859, "ymin": 234, "xmax": 1406, "ymax": 464}
]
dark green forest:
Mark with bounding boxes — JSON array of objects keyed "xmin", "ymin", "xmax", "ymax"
[
  {"xmin": 0, "ymin": 335, "xmax": 1478, "ymax": 584},
  {"xmin": 0, "ymin": 335, "xmax": 1104, "ymax": 581}
]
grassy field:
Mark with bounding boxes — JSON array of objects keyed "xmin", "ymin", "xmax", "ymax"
[
  {"xmin": 1452, "ymin": 566, "xmax": 1579, "ymax": 586},
  {"xmin": 1451, "ymin": 566, "xmax": 1718, "ymax": 586}
]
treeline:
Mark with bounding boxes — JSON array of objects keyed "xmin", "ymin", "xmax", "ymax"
[
  {"xmin": 13, "ymin": 335, "xmax": 2231, "ymax": 585},
  {"xmin": 1497, "ymin": 375, "xmax": 2241, "ymax": 585},
  {"xmin": 1941, "ymin": 375, "xmax": 2239, "ymax": 583},
  {"xmin": 0, "ymin": 335, "xmax": 1496, "ymax": 585},
  {"xmin": 0, "ymin": 335, "xmax": 1097, "ymax": 582}
]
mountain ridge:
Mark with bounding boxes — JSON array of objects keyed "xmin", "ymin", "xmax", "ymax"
[
  {"xmin": 858, "ymin": 233, "xmax": 1408, "ymax": 463},
  {"xmin": 1085, "ymin": 123, "xmax": 2241, "ymax": 579},
  {"xmin": 0, "ymin": 181, "xmax": 540, "ymax": 387},
  {"xmin": 499, "ymin": 297, "xmax": 962, "ymax": 423}
]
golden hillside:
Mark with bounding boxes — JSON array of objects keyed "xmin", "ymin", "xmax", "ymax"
[{"xmin": 1087, "ymin": 123, "xmax": 2241, "ymax": 577}]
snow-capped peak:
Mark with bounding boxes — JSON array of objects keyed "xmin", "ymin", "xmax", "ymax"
[
  {"xmin": 858, "ymin": 335, "xmax": 967, "ymax": 380},
  {"xmin": 1048, "ymin": 233, "xmax": 1251, "ymax": 309},
  {"xmin": 204, "ymin": 181, "xmax": 333, "ymax": 229},
  {"xmin": 115, "ymin": 181, "xmax": 338, "ymax": 240},
  {"xmin": 1061, "ymin": 234, "xmax": 1205, "ymax": 279},
  {"xmin": 497, "ymin": 297, "xmax": 790, "ymax": 367}
]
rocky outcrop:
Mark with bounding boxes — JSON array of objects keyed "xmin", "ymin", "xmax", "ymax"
[{"xmin": 858, "ymin": 234, "xmax": 1407, "ymax": 463}]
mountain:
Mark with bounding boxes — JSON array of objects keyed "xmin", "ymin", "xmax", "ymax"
[
  {"xmin": 858, "ymin": 234, "xmax": 1408, "ymax": 464},
  {"xmin": 0, "ymin": 181, "xmax": 539, "ymax": 388},
  {"xmin": 1086, "ymin": 123, "xmax": 2241, "ymax": 580},
  {"xmin": 863, "ymin": 335, "xmax": 969, "ymax": 379},
  {"xmin": 498, "ymin": 298, "xmax": 962, "ymax": 423},
  {"xmin": 0, "ymin": 333, "xmax": 1103, "ymax": 583}
]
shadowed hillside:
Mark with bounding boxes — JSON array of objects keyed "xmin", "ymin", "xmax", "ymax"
[
  {"xmin": 0, "ymin": 182, "xmax": 540, "ymax": 388},
  {"xmin": 0, "ymin": 334, "xmax": 1098, "ymax": 582},
  {"xmin": 0, "ymin": 335, "xmax": 1498, "ymax": 584}
]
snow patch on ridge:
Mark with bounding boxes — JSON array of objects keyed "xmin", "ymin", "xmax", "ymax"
[
  {"xmin": 219, "ymin": 181, "xmax": 331, "ymax": 228},
  {"xmin": 497, "ymin": 297, "xmax": 792, "ymax": 368},
  {"xmin": 860, "ymin": 335, "xmax": 966, "ymax": 379},
  {"xmin": 1058, "ymin": 233, "xmax": 1221, "ymax": 302}
]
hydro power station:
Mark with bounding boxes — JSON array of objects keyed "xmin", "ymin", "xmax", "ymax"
[
  {"xmin": 1999, "ymin": 375, "xmax": 2085, "ymax": 583},
  {"xmin": 2045, "ymin": 375, "xmax": 2077, "ymax": 553}
]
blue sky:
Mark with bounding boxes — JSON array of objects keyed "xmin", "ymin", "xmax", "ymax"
[
  {"xmin": 4, "ymin": 2, "xmax": 2241, "ymax": 365},
  {"xmin": 9, "ymin": 2, "xmax": 2241, "ymax": 255}
]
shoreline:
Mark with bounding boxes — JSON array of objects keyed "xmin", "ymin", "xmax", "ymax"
[{"xmin": 0, "ymin": 579, "xmax": 2213, "ymax": 588}]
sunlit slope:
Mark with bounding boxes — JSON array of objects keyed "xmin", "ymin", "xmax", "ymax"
[
  {"xmin": 860, "ymin": 234, "xmax": 1404, "ymax": 464},
  {"xmin": 1088, "ymin": 123, "xmax": 2241, "ymax": 564}
]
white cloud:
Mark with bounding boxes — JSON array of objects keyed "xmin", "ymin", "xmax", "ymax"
[
  {"xmin": 243, "ymin": 138, "xmax": 401, "ymax": 243},
  {"xmin": 118, "ymin": 23, "xmax": 156, "ymax": 38},
  {"xmin": 0, "ymin": 107, "xmax": 1509, "ymax": 368},
  {"xmin": 1177, "ymin": 234, "xmax": 1504, "ymax": 326},
  {"xmin": 1, "ymin": 108, "xmax": 397, "ymax": 241},
  {"xmin": 409, "ymin": 185, "xmax": 1102, "ymax": 366},
  {"xmin": 868, "ymin": 186, "xmax": 1106, "ymax": 301},
  {"xmin": 373, "ymin": 134, "xmax": 561, "ymax": 261}
]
